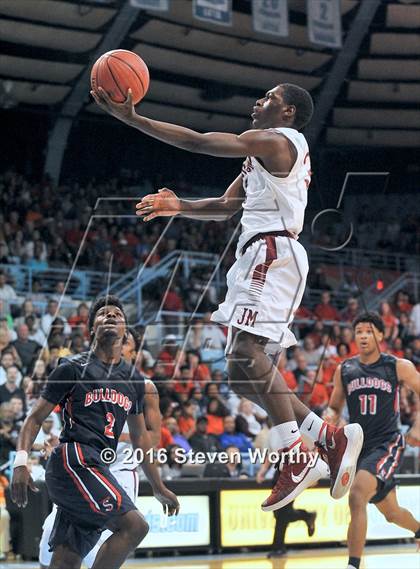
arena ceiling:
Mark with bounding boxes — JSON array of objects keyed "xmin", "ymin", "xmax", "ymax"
[{"xmin": 0, "ymin": 0, "xmax": 419, "ymax": 147}]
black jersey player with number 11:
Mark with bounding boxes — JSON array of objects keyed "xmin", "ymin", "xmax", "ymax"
[
  {"xmin": 326, "ymin": 312, "xmax": 420, "ymax": 569},
  {"xmin": 11, "ymin": 295, "xmax": 179, "ymax": 569}
]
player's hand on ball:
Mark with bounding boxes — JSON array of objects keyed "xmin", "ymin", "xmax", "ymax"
[
  {"xmin": 136, "ymin": 188, "xmax": 181, "ymax": 222},
  {"xmin": 154, "ymin": 487, "xmax": 180, "ymax": 516},
  {"xmin": 91, "ymin": 87, "xmax": 136, "ymax": 124},
  {"xmin": 11, "ymin": 466, "xmax": 39, "ymax": 508}
]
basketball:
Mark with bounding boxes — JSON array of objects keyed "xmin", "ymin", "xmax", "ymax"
[{"xmin": 90, "ymin": 49, "xmax": 149, "ymax": 105}]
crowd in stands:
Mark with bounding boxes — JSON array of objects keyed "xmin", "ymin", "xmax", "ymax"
[{"xmin": 0, "ymin": 169, "xmax": 420, "ymax": 558}]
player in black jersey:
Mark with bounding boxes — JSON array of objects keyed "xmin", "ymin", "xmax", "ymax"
[
  {"xmin": 326, "ymin": 312, "xmax": 420, "ymax": 569},
  {"xmin": 11, "ymin": 295, "xmax": 179, "ymax": 569}
]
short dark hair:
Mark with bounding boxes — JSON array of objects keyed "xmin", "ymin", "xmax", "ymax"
[
  {"xmin": 352, "ymin": 311, "xmax": 384, "ymax": 334},
  {"xmin": 88, "ymin": 295, "xmax": 127, "ymax": 338},
  {"xmin": 127, "ymin": 326, "xmax": 140, "ymax": 352},
  {"xmin": 280, "ymin": 83, "xmax": 314, "ymax": 130}
]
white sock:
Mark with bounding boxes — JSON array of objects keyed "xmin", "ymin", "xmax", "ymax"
[
  {"xmin": 300, "ymin": 412, "xmax": 327, "ymax": 445},
  {"xmin": 270, "ymin": 421, "xmax": 301, "ymax": 450}
]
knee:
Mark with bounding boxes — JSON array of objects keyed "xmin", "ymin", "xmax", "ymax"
[
  {"xmin": 127, "ymin": 515, "xmax": 149, "ymax": 546},
  {"xmin": 349, "ymin": 487, "xmax": 368, "ymax": 511}
]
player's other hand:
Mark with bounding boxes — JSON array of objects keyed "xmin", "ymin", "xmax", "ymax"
[
  {"xmin": 136, "ymin": 188, "xmax": 181, "ymax": 222},
  {"xmin": 91, "ymin": 87, "xmax": 136, "ymax": 124},
  {"xmin": 154, "ymin": 486, "xmax": 180, "ymax": 516},
  {"xmin": 11, "ymin": 466, "xmax": 39, "ymax": 508}
]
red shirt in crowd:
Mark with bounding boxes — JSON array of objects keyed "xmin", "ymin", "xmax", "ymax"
[{"xmin": 314, "ymin": 302, "xmax": 341, "ymax": 321}]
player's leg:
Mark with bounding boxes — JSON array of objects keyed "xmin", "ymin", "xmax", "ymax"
[
  {"xmin": 90, "ymin": 509, "xmax": 149, "ymax": 569},
  {"xmin": 49, "ymin": 545, "xmax": 82, "ymax": 569},
  {"xmin": 347, "ymin": 469, "xmax": 377, "ymax": 568},
  {"xmin": 85, "ymin": 470, "xmax": 138, "ymax": 569},
  {"xmin": 375, "ymin": 488, "xmax": 420, "ymax": 533}
]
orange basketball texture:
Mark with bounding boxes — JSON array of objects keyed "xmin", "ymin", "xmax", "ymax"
[{"xmin": 90, "ymin": 50, "xmax": 149, "ymax": 105}]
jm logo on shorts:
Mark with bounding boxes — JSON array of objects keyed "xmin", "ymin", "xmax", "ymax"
[{"xmin": 237, "ymin": 308, "xmax": 258, "ymax": 327}]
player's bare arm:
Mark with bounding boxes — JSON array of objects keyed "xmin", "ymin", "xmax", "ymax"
[
  {"xmin": 127, "ymin": 413, "xmax": 179, "ymax": 515},
  {"xmin": 92, "ymin": 88, "xmax": 294, "ymax": 162},
  {"xmin": 11, "ymin": 397, "xmax": 56, "ymax": 507},
  {"xmin": 144, "ymin": 381, "xmax": 161, "ymax": 447},
  {"xmin": 323, "ymin": 364, "xmax": 346, "ymax": 425},
  {"xmin": 136, "ymin": 174, "xmax": 245, "ymax": 222},
  {"xmin": 397, "ymin": 358, "xmax": 420, "ymax": 445}
]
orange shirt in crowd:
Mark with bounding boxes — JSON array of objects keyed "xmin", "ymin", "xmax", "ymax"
[
  {"xmin": 178, "ymin": 416, "xmax": 196, "ymax": 436},
  {"xmin": 206, "ymin": 414, "xmax": 224, "ymax": 436},
  {"xmin": 158, "ymin": 426, "xmax": 173, "ymax": 449}
]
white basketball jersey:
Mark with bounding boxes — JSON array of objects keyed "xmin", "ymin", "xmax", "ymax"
[{"xmin": 237, "ymin": 127, "xmax": 311, "ymax": 255}]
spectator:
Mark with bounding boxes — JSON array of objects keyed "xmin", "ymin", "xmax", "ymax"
[
  {"xmin": 14, "ymin": 299, "xmax": 39, "ymax": 328},
  {"xmin": 0, "ymin": 402, "xmax": 17, "ymax": 463},
  {"xmin": 0, "ymin": 327, "xmax": 12, "ymax": 354},
  {"xmin": 25, "ymin": 314, "xmax": 46, "ymax": 346},
  {"xmin": 188, "ymin": 386, "xmax": 206, "ymax": 414},
  {"xmin": 12, "ymin": 324, "xmax": 41, "ymax": 372},
  {"xmin": 0, "ymin": 366, "xmax": 25, "ymax": 408},
  {"xmin": 313, "ymin": 291, "xmax": 341, "ymax": 322},
  {"xmin": 52, "ymin": 281, "xmax": 73, "ymax": 306},
  {"xmin": 177, "ymin": 400, "xmax": 196, "ymax": 439},
  {"xmin": 341, "ymin": 297, "xmax": 359, "ymax": 323},
  {"xmin": 174, "ymin": 365, "xmax": 194, "ymax": 399},
  {"xmin": 161, "ymin": 444, "xmax": 183, "ymax": 479},
  {"xmin": 293, "ymin": 355, "xmax": 309, "ymax": 388},
  {"xmin": 157, "ymin": 421, "xmax": 174, "ymax": 450},
  {"xmin": 224, "ymin": 445, "xmax": 248, "ymax": 478},
  {"xmin": 219, "ymin": 416, "xmax": 252, "ymax": 453},
  {"xmin": 210, "ymin": 368, "xmax": 229, "ymax": 397},
  {"xmin": 40, "ymin": 298, "xmax": 71, "ymax": 337},
  {"xmin": 338, "ymin": 272, "xmax": 359, "ymax": 297},
  {"xmin": 391, "ymin": 337, "xmax": 404, "ymax": 358},
  {"xmin": 26, "ymin": 359, "xmax": 48, "ymax": 403},
  {"xmin": 340, "ymin": 327, "xmax": 358, "ymax": 356},
  {"xmin": 238, "ymin": 399, "xmax": 263, "ymax": 437},
  {"xmin": 206, "ymin": 398, "xmax": 228, "ymax": 436},
  {"xmin": 316, "ymin": 333, "xmax": 337, "ymax": 359},
  {"xmin": 301, "ymin": 337, "xmax": 320, "ymax": 367},
  {"xmin": 157, "ymin": 335, "xmax": 179, "ymax": 377},
  {"xmin": 164, "ymin": 417, "xmax": 192, "ymax": 453},
  {"xmin": 186, "ymin": 350, "xmax": 211, "ymax": 387},
  {"xmin": 0, "ymin": 270, "xmax": 17, "ymax": 309},
  {"xmin": 379, "ymin": 301, "xmax": 399, "ymax": 343},
  {"xmin": 9, "ymin": 396, "xmax": 25, "ymax": 435},
  {"xmin": 304, "ymin": 320, "xmax": 324, "ymax": 348},
  {"xmin": 203, "ymin": 382, "xmax": 229, "ymax": 414},
  {"xmin": 0, "ymin": 351, "xmax": 22, "ymax": 387},
  {"xmin": 186, "ymin": 312, "xmax": 226, "ymax": 368},
  {"xmin": 398, "ymin": 312, "xmax": 416, "ymax": 346},
  {"xmin": 68, "ymin": 302, "xmax": 90, "ymax": 340},
  {"xmin": 189, "ymin": 416, "xmax": 222, "ymax": 453}
]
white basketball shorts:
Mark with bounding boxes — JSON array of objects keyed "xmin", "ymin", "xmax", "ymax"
[{"xmin": 211, "ymin": 234, "xmax": 308, "ymax": 352}]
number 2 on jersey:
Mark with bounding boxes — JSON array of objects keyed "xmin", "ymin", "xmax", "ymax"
[
  {"xmin": 358, "ymin": 394, "xmax": 377, "ymax": 415},
  {"xmin": 104, "ymin": 412, "xmax": 115, "ymax": 438}
]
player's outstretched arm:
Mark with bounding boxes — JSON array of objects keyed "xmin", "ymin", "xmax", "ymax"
[
  {"xmin": 92, "ymin": 88, "xmax": 285, "ymax": 159},
  {"xmin": 11, "ymin": 397, "xmax": 57, "ymax": 507},
  {"xmin": 136, "ymin": 174, "xmax": 244, "ymax": 222},
  {"xmin": 127, "ymin": 413, "xmax": 180, "ymax": 515},
  {"xmin": 323, "ymin": 364, "xmax": 346, "ymax": 425}
]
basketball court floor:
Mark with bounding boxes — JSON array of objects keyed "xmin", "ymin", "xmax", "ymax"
[{"xmin": 1, "ymin": 544, "xmax": 417, "ymax": 569}]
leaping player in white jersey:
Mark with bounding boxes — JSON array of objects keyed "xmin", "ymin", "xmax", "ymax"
[
  {"xmin": 93, "ymin": 82, "xmax": 364, "ymax": 511},
  {"xmin": 39, "ymin": 328, "xmax": 161, "ymax": 569}
]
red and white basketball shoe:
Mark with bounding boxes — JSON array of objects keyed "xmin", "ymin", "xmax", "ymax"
[
  {"xmin": 318, "ymin": 422, "xmax": 364, "ymax": 499},
  {"xmin": 261, "ymin": 439, "xmax": 329, "ymax": 512}
]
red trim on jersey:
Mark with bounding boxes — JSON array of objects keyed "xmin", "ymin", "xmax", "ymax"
[
  {"xmin": 384, "ymin": 435, "xmax": 404, "ymax": 480},
  {"xmin": 76, "ymin": 443, "xmax": 122, "ymax": 511},
  {"xmin": 61, "ymin": 444, "xmax": 101, "ymax": 514},
  {"xmin": 250, "ymin": 236, "xmax": 277, "ymax": 290},
  {"xmin": 91, "ymin": 467, "xmax": 122, "ymax": 510},
  {"xmin": 376, "ymin": 436, "xmax": 400, "ymax": 475}
]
